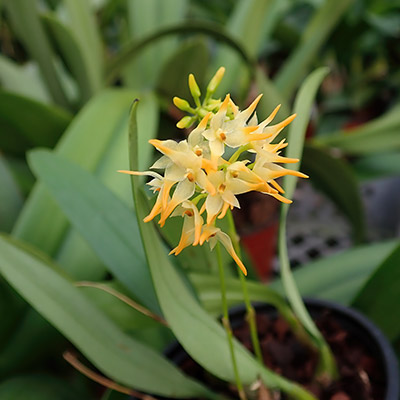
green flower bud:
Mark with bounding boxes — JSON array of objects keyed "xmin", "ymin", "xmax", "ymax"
[{"xmin": 176, "ymin": 116, "xmax": 194, "ymax": 129}]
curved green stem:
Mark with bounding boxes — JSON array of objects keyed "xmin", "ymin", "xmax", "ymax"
[
  {"xmin": 226, "ymin": 210, "xmax": 263, "ymax": 365},
  {"xmin": 216, "ymin": 243, "xmax": 247, "ymax": 400}
]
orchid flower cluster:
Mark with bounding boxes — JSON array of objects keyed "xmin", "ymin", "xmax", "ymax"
[{"xmin": 120, "ymin": 68, "xmax": 307, "ymax": 276}]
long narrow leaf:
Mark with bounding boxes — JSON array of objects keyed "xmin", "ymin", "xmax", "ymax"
[
  {"xmin": 4, "ymin": 0, "xmax": 69, "ymax": 107},
  {"xmin": 125, "ymin": 0, "xmax": 187, "ymax": 89},
  {"xmin": 106, "ymin": 22, "xmax": 253, "ymax": 85},
  {"xmin": 352, "ymin": 244, "xmax": 400, "ymax": 341},
  {"xmin": 0, "ymin": 235, "xmax": 210, "ymax": 398},
  {"xmin": 190, "ymin": 239, "xmax": 399, "ymax": 312},
  {"xmin": 41, "ymin": 13, "xmax": 95, "ymax": 103},
  {"xmin": 279, "ymin": 68, "xmax": 329, "ymax": 340},
  {"xmin": 0, "ymin": 156, "xmax": 23, "ymax": 232},
  {"xmin": 28, "ymin": 149, "xmax": 160, "ymax": 314},
  {"xmin": 212, "ymin": 0, "xmax": 276, "ymax": 95},
  {"xmin": 275, "ymin": 0, "xmax": 354, "ymax": 99},
  {"xmin": 0, "ymin": 55, "xmax": 51, "ymax": 103},
  {"xmin": 0, "ymin": 90, "xmax": 72, "ymax": 156}
]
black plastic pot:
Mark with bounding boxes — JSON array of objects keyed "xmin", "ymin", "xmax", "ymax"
[{"xmin": 163, "ymin": 298, "xmax": 399, "ymax": 400}]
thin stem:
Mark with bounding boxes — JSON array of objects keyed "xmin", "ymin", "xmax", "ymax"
[
  {"xmin": 228, "ymin": 144, "xmax": 251, "ymax": 164},
  {"xmin": 216, "ymin": 243, "xmax": 247, "ymax": 400},
  {"xmin": 226, "ymin": 210, "xmax": 263, "ymax": 365}
]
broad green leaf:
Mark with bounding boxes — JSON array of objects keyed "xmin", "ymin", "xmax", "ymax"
[
  {"xmin": 0, "ymin": 374, "xmax": 83, "ymax": 400},
  {"xmin": 107, "ymin": 22, "xmax": 253, "ymax": 85},
  {"xmin": 129, "ymin": 100, "xmax": 316, "ymax": 400},
  {"xmin": 314, "ymin": 104, "xmax": 400, "ymax": 155},
  {"xmin": 0, "ymin": 56, "xmax": 51, "ymax": 103},
  {"xmin": 302, "ymin": 144, "xmax": 365, "ymax": 243},
  {"xmin": 353, "ymin": 151, "xmax": 400, "ymax": 180},
  {"xmin": 279, "ymin": 68, "xmax": 329, "ymax": 342},
  {"xmin": 125, "ymin": 0, "xmax": 188, "ymax": 89},
  {"xmin": 6, "ymin": 90, "xmax": 146, "ymax": 374},
  {"xmin": 190, "ymin": 240, "xmax": 399, "ymax": 312},
  {"xmin": 0, "ymin": 155, "xmax": 23, "ymax": 231},
  {"xmin": 0, "ymin": 90, "xmax": 72, "ymax": 156},
  {"xmin": 0, "ymin": 277, "xmax": 26, "ymax": 349},
  {"xmin": 28, "ymin": 149, "xmax": 160, "ymax": 314},
  {"xmin": 41, "ymin": 13, "xmax": 95, "ymax": 104},
  {"xmin": 0, "ymin": 308, "xmax": 66, "ymax": 376},
  {"xmin": 4, "ymin": 0, "xmax": 69, "ymax": 108},
  {"xmin": 61, "ymin": 0, "xmax": 103, "ymax": 92},
  {"xmin": 13, "ymin": 90, "xmax": 135, "ymax": 277},
  {"xmin": 212, "ymin": 0, "xmax": 276, "ymax": 96},
  {"xmin": 352, "ymin": 244, "xmax": 400, "ymax": 341},
  {"xmin": 157, "ymin": 38, "xmax": 210, "ymax": 100},
  {"xmin": 275, "ymin": 0, "xmax": 354, "ymax": 99},
  {"xmin": 0, "ymin": 235, "xmax": 211, "ymax": 398}
]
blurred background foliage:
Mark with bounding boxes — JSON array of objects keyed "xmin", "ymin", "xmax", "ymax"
[{"xmin": 0, "ymin": 0, "xmax": 400, "ymax": 398}]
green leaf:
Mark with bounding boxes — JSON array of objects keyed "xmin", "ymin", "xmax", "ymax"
[
  {"xmin": 62, "ymin": 0, "xmax": 103, "ymax": 73},
  {"xmin": 353, "ymin": 151, "xmax": 400, "ymax": 180},
  {"xmin": 212, "ymin": 0, "xmax": 277, "ymax": 96},
  {"xmin": 0, "ymin": 90, "xmax": 72, "ymax": 156},
  {"xmin": 0, "ymin": 155, "xmax": 23, "ymax": 231},
  {"xmin": 275, "ymin": 0, "xmax": 354, "ymax": 99},
  {"xmin": 302, "ymin": 144, "xmax": 365, "ymax": 243},
  {"xmin": 352, "ymin": 244, "xmax": 400, "ymax": 341},
  {"xmin": 0, "ymin": 234, "xmax": 211, "ymax": 398},
  {"xmin": 4, "ymin": 0, "xmax": 69, "ymax": 108},
  {"xmin": 0, "ymin": 55, "xmax": 51, "ymax": 103},
  {"xmin": 129, "ymin": 100, "xmax": 316, "ymax": 400},
  {"xmin": 314, "ymin": 104, "xmax": 400, "ymax": 155},
  {"xmin": 279, "ymin": 67, "xmax": 329, "ymax": 341},
  {"xmin": 28, "ymin": 149, "xmax": 160, "ymax": 314},
  {"xmin": 107, "ymin": 22, "xmax": 253, "ymax": 85},
  {"xmin": 157, "ymin": 38, "xmax": 210, "ymax": 100},
  {"xmin": 125, "ymin": 0, "xmax": 188, "ymax": 89},
  {"xmin": 190, "ymin": 240, "xmax": 400, "ymax": 311},
  {"xmin": 41, "ymin": 13, "xmax": 96, "ymax": 103},
  {"xmin": 0, "ymin": 374, "xmax": 83, "ymax": 400},
  {"xmin": 13, "ymin": 90, "xmax": 135, "ymax": 278}
]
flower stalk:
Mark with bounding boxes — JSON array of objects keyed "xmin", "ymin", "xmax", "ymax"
[
  {"xmin": 216, "ymin": 243, "xmax": 247, "ymax": 400},
  {"xmin": 226, "ymin": 209, "xmax": 263, "ymax": 365}
]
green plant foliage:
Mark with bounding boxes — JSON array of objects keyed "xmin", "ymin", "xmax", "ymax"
[
  {"xmin": 352, "ymin": 244, "xmax": 400, "ymax": 341},
  {"xmin": 129, "ymin": 99, "xmax": 316, "ymax": 400},
  {"xmin": 0, "ymin": 235, "xmax": 211, "ymax": 398},
  {"xmin": 0, "ymin": 155, "xmax": 23, "ymax": 231},
  {"xmin": 302, "ymin": 144, "xmax": 365, "ymax": 243},
  {"xmin": 279, "ymin": 67, "xmax": 329, "ymax": 341},
  {"xmin": 157, "ymin": 38, "xmax": 210, "ymax": 100},
  {"xmin": 0, "ymin": 374, "xmax": 84, "ymax": 400},
  {"xmin": 353, "ymin": 151, "xmax": 400, "ymax": 180},
  {"xmin": 0, "ymin": 56, "xmax": 51, "ymax": 103},
  {"xmin": 4, "ymin": 0, "xmax": 69, "ymax": 108},
  {"xmin": 190, "ymin": 239, "xmax": 400, "ymax": 312},
  {"xmin": 41, "ymin": 13, "xmax": 96, "ymax": 104},
  {"xmin": 212, "ymin": 0, "xmax": 276, "ymax": 96},
  {"xmin": 0, "ymin": 90, "xmax": 72, "ymax": 156},
  {"xmin": 314, "ymin": 104, "xmax": 400, "ymax": 155},
  {"xmin": 125, "ymin": 0, "xmax": 188, "ymax": 89},
  {"xmin": 275, "ymin": 0, "xmax": 354, "ymax": 99},
  {"xmin": 13, "ymin": 90, "xmax": 135, "ymax": 278},
  {"xmin": 28, "ymin": 149, "xmax": 160, "ymax": 314}
]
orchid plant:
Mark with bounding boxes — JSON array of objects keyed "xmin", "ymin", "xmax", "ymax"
[{"xmin": 119, "ymin": 68, "xmax": 337, "ymax": 399}]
